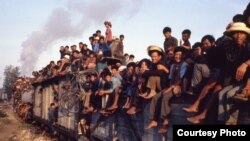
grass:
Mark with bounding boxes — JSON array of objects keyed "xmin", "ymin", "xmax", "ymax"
[
  {"xmin": 1, "ymin": 118, "xmax": 11, "ymax": 124},
  {"xmin": 18, "ymin": 123, "xmax": 31, "ymax": 129}
]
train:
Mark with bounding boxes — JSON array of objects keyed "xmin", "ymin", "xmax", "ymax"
[{"xmin": 12, "ymin": 70, "xmax": 97, "ymax": 140}]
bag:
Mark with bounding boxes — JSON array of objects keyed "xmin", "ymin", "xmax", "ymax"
[{"xmin": 92, "ymin": 120, "xmax": 111, "ymax": 140}]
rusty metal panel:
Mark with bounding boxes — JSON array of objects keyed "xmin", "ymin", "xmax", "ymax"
[
  {"xmin": 33, "ymin": 86, "xmax": 42, "ymax": 117},
  {"xmin": 57, "ymin": 79, "xmax": 77, "ymax": 131}
]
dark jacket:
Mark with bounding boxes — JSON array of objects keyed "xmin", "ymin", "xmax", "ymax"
[
  {"xmin": 48, "ymin": 108, "xmax": 56, "ymax": 123},
  {"xmin": 221, "ymin": 40, "xmax": 250, "ymax": 85}
]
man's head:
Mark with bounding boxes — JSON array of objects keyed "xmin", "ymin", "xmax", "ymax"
[
  {"xmin": 124, "ymin": 53, "xmax": 129, "ymax": 61},
  {"xmin": 139, "ymin": 59, "xmax": 151, "ymax": 70},
  {"xmin": 90, "ymin": 73, "xmax": 98, "ymax": 82},
  {"xmin": 93, "ymin": 33, "xmax": 98, "ymax": 38},
  {"xmin": 89, "ymin": 36, "xmax": 93, "ymax": 43},
  {"xmin": 111, "ymin": 65, "xmax": 119, "ymax": 76},
  {"xmin": 120, "ymin": 34, "xmax": 125, "ymax": 41},
  {"xmin": 163, "ymin": 27, "xmax": 172, "ymax": 39},
  {"xmin": 93, "ymin": 36, "xmax": 99, "ymax": 44},
  {"xmin": 129, "ymin": 55, "xmax": 135, "ymax": 61},
  {"xmin": 96, "ymin": 30, "xmax": 101, "ymax": 36},
  {"xmin": 101, "ymin": 70, "xmax": 112, "ymax": 81},
  {"xmin": 104, "ymin": 21, "xmax": 112, "ymax": 28},
  {"xmin": 82, "ymin": 43, "xmax": 88, "ymax": 50},
  {"xmin": 99, "ymin": 36, "xmax": 105, "ymax": 44},
  {"xmin": 50, "ymin": 103, "xmax": 55, "ymax": 108},
  {"xmin": 151, "ymin": 52, "xmax": 162, "ymax": 64},
  {"xmin": 79, "ymin": 42, "xmax": 84, "ymax": 49},
  {"xmin": 174, "ymin": 47, "xmax": 185, "ymax": 63},
  {"xmin": 60, "ymin": 46, "xmax": 64, "ymax": 51},
  {"xmin": 201, "ymin": 35, "xmax": 215, "ymax": 52},
  {"xmin": 63, "ymin": 55, "xmax": 70, "ymax": 62},
  {"xmin": 182, "ymin": 29, "xmax": 191, "ymax": 41},
  {"xmin": 192, "ymin": 42, "xmax": 203, "ymax": 57},
  {"xmin": 57, "ymin": 60, "xmax": 62, "ymax": 66},
  {"xmin": 225, "ymin": 22, "xmax": 250, "ymax": 47},
  {"xmin": 72, "ymin": 50, "xmax": 80, "ymax": 59},
  {"xmin": 71, "ymin": 45, "xmax": 77, "ymax": 51},
  {"xmin": 147, "ymin": 45, "xmax": 164, "ymax": 64},
  {"xmin": 89, "ymin": 51, "xmax": 95, "ymax": 57},
  {"xmin": 232, "ymin": 32, "xmax": 248, "ymax": 47},
  {"xmin": 50, "ymin": 61, "xmax": 55, "ymax": 67},
  {"xmin": 65, "ymin": 46, "xmax": 69, "ymax": 51},
  {"xmin": 127, "ymin": 62, "xmax": 136, "ymax": 74},
  {"xmin": 167, "ymin": 49, "xmax": 174, "ymax": 60},
  {"xmin": 232, "ymin": 14, "xmax": 245, "ymax": 22}
]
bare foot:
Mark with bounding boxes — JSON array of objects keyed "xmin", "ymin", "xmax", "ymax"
[
  {"xmin": 158, "ymin": 119, "xmax": 169, "ymax": 133},
  {"xmin": 225, "ymin": 122, "xmax": 237, "ymax": 125},
  {"xmin": 139, "ymin": 92, "xmax": 148, "ymax": 98},
  {"xmin": 122, "ymin": 102, "xmax": 130, "ymax": 109},
  {"xmin": 174, "ymin": 85, "xmax": 182, "ymax": 96},
  {"xmin": 127, "ymin": 106, "xmax": 137, "ymax": 115},
  {"xmin": 187, "ymin": 116, "xmax": 204, "ymax": 124},
  {"xmin": 144, "ymin": 90, "xmax": 156, "ymax": 99},
  {"xmin": 158, "ymin": 126, "xmax": 168, "ymax": 134},
  {"xmin": 122, "ymin": 104, "xmax": 130, "ymax": 109},
  {"xmin": 107, "ymin": 105, "xmax": 118, "ymax": 111},
  {"xmin": 99, "ymin": 110, "xmax": 110, "ymax": 116},
  {"xmin": 145, "ymin": 120, "xmax": 158, "ymax": 129},
  {"xmin": 183, "ymin": 106, "xmax": 198, "ymax": 113},
  {"xmin": 162, "ymin": 119, "xmax": 169, "ymax": 126}
]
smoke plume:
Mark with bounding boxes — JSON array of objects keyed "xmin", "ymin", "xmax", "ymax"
[{"xmin": 20, "ymin": 0, "xmax": 142, "ymax": 75}]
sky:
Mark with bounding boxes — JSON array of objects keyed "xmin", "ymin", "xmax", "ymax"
[{"xmin": 0, "ymin": 0, "xmax": 249, "ymax": 87}]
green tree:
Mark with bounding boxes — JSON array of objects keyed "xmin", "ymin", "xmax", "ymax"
[{"xmin": 3, "ymin": 65, "xmax": 20, "ymax": 100}]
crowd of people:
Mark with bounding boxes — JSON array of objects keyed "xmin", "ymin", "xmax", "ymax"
[
  {"xmin": 12, "ymin": 4, "xmax": 250, "ymax": 138},
  {"xmin": 11, "ymin": 77, "xmax": 34, "ymax": 123}
]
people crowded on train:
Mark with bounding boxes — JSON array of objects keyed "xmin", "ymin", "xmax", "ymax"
[{"xmin": 11, "ymin": 4, "xmax": 250, "ymax": 139}]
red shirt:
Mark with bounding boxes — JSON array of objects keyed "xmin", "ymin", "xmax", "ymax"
[{"xmin": 106, "ymin": 27, "xmax": 112, "ymax": 42}]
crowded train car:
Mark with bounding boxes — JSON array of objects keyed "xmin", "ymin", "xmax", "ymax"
[{"xmin": 9, "ymin": 4, "xmax": 250, "ymax": 141}]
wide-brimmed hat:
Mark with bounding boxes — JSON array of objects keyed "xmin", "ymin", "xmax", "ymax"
[
  {"xmin": 118, "ymin": 65, "xmax": 126, "ymax": 71},
  {"xmin": 64, "ymin": 55, "xmax": 70, "ymax": 60},
  {"xmin": 147, "ymin": 45, "xmax": 164, "ymax": 56},
  {"xmin": 226, "ymin": 22, "xmax": 250, "ymax": 35},
  {"xmin": 97, "ymin": 50, "xmax": 103, "ymax": 56}
]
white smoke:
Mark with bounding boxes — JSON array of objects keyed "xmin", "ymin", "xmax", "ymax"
[{"xmin": 20, "ymin": 0, "xmax": 143, "ymax": 75}]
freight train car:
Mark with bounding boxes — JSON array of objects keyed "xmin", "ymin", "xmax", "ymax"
[{"xmin": 32, "ymin": 70, "xmax": 99, "ymax": 140}]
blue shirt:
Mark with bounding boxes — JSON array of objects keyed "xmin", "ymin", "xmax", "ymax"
[
  {"xmin": 112, "ymin": 75, "xmax": 122, "ymax": 91},
  {"xmin": 169, "ymin": 61, "xmax": 188, "ymax": 80}
]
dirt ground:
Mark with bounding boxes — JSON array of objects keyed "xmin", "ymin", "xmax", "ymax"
[{"xmin": 0, "ymin": 101, "xmax": 55, "ymax": 141}]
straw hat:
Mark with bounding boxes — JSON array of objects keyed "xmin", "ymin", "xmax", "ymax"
[
  {"xmin": 64, "ymin": 55, "xmax": 70, "ymax": 60},
  {"xmin": 97, "ymin": 51, "xmax": 103, "ymax": 56},
  {"xmin": 147, "ymin": 45, "xmax": 164, "ymax": 56},
  {"xmin": 226, "ymin": 22, "xmax": 250, "ymax": 35},
  {"xmin": 118, "ymin": 65, "xmax": 126, "ymax": 71}
]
